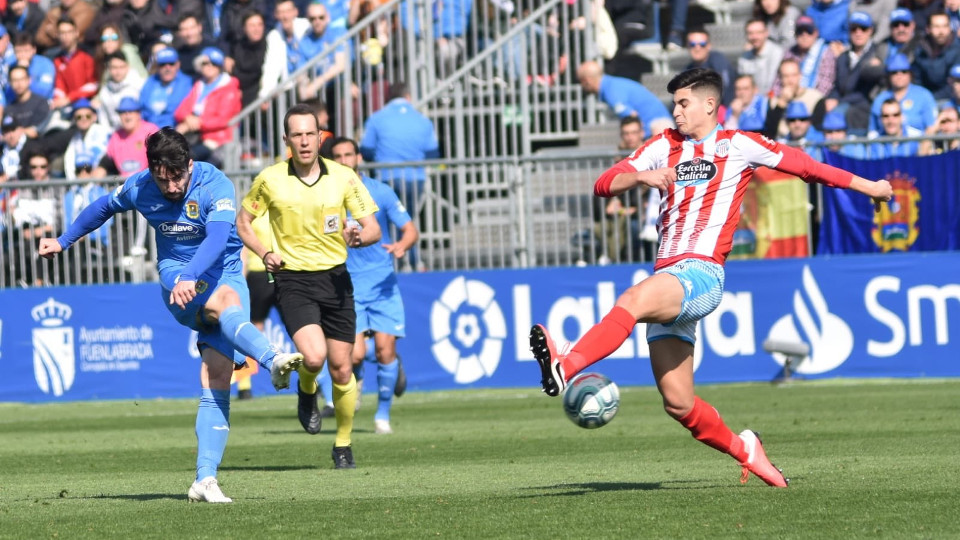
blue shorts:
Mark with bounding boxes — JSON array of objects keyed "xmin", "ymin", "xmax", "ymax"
[
  {"xmin": 646, "ymin": 258, "xmax": 724, "ymax": 346},
  {"xmin": 355, "ymin": 278, "xmax": 406, "ymax": 338},
  {"xmin": 159, "ymin": 265, "xmax": 250, "ymax": 364}
]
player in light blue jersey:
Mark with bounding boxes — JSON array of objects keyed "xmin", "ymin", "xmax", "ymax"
[
  {"xmin": 330, "ymin": 136, "xmax": 418, "ymax": 434},
  {"xmin": 38, "ymin": 127, "xmax": 303, "ymax": 504}
]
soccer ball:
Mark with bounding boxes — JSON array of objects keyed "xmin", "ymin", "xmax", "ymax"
[{"xmin": 562, "ymin": 373, "xmax": 620, "ymax": 429}]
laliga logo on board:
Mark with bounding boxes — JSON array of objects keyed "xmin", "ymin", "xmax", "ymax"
[
  {"xmin": 31, "ymin": 298, "xmax": 76, "ymax": 396},
  {"xmin": 766, "ymin": 266, "xmax": 853, "ymax": 374},
  {"xmin": 873, "ymin": 172, "xmax": 920, "ymax": 252},
  {"xmin": 430, "ymin": 276, "xmax": 507, "ymax": 384}
]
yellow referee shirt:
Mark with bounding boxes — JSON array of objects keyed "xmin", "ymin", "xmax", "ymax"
[
  {"xmin": 242, "ymin": 158, "xmax": 378, "ymax": 271},
  {"xmin": 244, "ymin": 214, "xmax": 273, "ymax": 273}
]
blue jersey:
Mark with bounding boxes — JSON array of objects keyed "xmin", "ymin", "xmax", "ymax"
[
  {"xmin": 296, "ymin": 26, "xmax": 347, "ymax": 75},
  {"xmin": 139, "ymin": 72, "xmax": 194, "ymax": 128},
  {"xmin": 346, "ymin": 177, "xmax": 412, "ymax": 293},
  {"xmin": 108, "ymin": 161, "xmax": 243, "ymax": 275},
  {"xmin": 598, "ymin": 75, "xmax": 672, "ymax": 137},
  {"xmin": 870, "ymin": 84, "xmax": 938, "ymax": 134}
]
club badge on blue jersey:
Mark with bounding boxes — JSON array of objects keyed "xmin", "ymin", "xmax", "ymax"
[{"xmin": 185, "ymin": 201, "xmax": 199, "ymax": 219}]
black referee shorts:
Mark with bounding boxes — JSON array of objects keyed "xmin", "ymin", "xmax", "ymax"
[
  {"xmin": 246, "ymin": 270, "xmax": 276, "ymax": 322},
  {"xmin": 273, "ymin": 264, "xmax": 356, "ymax": 343}
]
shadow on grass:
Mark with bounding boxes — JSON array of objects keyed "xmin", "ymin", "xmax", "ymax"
[
  {"xmin": 85, "ymin": 493, "xmax": 184, "ymax": 502},
  {"xmin": 219, "ymin": 464, "xmax": 316, "ymax": 472},
  {"xmin": 521, "ymin": 480, "xmax": 716, "ymax": 496}
]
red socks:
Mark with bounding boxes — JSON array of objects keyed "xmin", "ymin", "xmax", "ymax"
[
  {"xmin": 564, "ymin": 306, "xmax": 637, "ymax": 377},
  {"xmin": 678, "ymin": 396, "xmax": 747, "ymax": 462}
]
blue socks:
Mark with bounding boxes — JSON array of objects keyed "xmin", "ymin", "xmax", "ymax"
[
  {"xmin": 375, "ymin": 359, "xmax": 399, "ymax": 422},
  {"xmin": 218, "ymin": 305, "xmax": 274, "ymax": 367},
  {"xmin": 196, "ymin": 388, "xmax": 230, "ymax": 481}
]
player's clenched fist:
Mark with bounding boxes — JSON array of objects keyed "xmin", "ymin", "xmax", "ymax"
[
  {"xmin": 871, "ymin": 179, "xmax": 894, "ymax": 212},
  {"xmin": 643, "ymin": 167, "xmax": 677, "ymax": 190},
  {"xmin": 38, "ymin": 238, "xmax": 62, "ymax": 259}
]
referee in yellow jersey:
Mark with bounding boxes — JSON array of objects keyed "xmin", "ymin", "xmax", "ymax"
[{"xmin": 237, "ymin": 104, "xmax": 381, "ymax": 469}]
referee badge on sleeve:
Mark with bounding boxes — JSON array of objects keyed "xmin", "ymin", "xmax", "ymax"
[{"xmin": 324, "ymin": 214, "xmax": 340, "ymax": 234}]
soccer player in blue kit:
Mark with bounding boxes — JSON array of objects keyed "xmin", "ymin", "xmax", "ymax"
[
  {"xmin": 38, "ymin": 128, "xmax": 304, "ymax": 504},
  {"xmin": 330, "ymin": 136, "xmax": 419, "ymax": 434}
]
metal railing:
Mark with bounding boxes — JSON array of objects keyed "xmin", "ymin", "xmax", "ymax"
[{"xmin": 227, "ymin": 0, "xmax": 602, "ymax": 171}]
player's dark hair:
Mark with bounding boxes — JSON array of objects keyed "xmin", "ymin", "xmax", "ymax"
[
  {"xmin": 283, "ymin": 103, "xmax": 320, "ymax": 135},
  {"xmin": 387, "ymin": 81, "xmax": 409, "ymax": 101},
  {"xmin": 329, "ymin": 136, "xmax": 359, "ymax": 153},
  {"xmin": 146, "ymin": 127, "xmax": 191, "ymax": 175},
  {"xmin": 620, "ymin": 116, "xmax": 642, "ymax": 129},
  {"xmin": 667, "ymin": 68, "xmax": 723, "ymax": 102}
]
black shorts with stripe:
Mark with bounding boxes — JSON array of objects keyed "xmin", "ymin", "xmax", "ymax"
[{"xmin": 273, "ymin": 264, "xmax": 356, "ymax": 342}]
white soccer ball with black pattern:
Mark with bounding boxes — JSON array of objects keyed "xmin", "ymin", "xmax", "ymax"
[{"xmin": 562, "ymin": 373, "xmax": 620, "ymax": 429}]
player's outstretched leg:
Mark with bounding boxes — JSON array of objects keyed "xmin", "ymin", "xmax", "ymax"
[
  {"xmin": 738, "ymin": 430, "xmax": 789, "ymax": 487},
  {"xmin": 217, "ymin": 304, "xmax": 302, "ymax": 390},
  {"xmin": 529, "ymin": 324, "xmax": 567, "ymax": 396}
]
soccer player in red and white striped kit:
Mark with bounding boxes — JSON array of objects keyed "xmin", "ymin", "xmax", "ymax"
[{"xmin": 530, "ymin": 68, "xmax": 893, "ymax": 487}]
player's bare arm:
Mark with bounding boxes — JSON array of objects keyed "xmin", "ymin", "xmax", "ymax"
[
  {"xmin": 383, "ymin": 221, "xmax": 420, "ymax": 258},
  {"xmin": 236, "ymin": 207, "xmax": 282, "ymax": 271},
  {"xmin": 345, "ymin": 214, "xmax": 382, "ymax": 247},
  {"xmin": 169, "ymin": 278, "xmax": 197, "ymax": 309}
]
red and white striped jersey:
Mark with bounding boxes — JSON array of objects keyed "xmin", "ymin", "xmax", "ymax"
[{"xmin": 594, "ymin": 126, "xmax": 852, "ymax": 270}]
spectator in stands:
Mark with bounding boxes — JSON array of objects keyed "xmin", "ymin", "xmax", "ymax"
[
  {"xmin": 726, "ymin": 74, "xmax": 768, "ymax": 132},
  {"xmin": 125, "ymin": 0, "xmax": 179, "ymax": 53},
  {"xmin": 226, "ymin": 11, "xmax": 267, "ymax": 109},
  {"xmin": 11, "ymin": 151, "xmax": 57, "ymax": 286},
  {"xmin": 259, "ymin": 0, "xmax": 308, "ymax": 100},
  {"xmin": 877, "ymin": 8, "xmax": 921, "ymax": 64},
  {"xmin": 217, "ymin": 0, "xmax": 271, "ymax": 53},
  {"xmin": 64, "ymin": 99, "xmax": 111, "ymax": 180},
  {"xmin": 50, "ymin": 18, "xmax": 98, "ymax": 111},
  {"xmin": 36, "ymin": 0, "xmax": 95, "ymax": 53},
  {"xmin": 806, "ymin": 0, "xmax": 851, "ymax": 45},
  {"xmin": 322, "ymin": 0, "xmax": 353, "ymax": 31},
  {"xmin": 94, "ymin": 22, "xmax": 148, "ymax": 83},
  {"xmin": 869, "ymin": 54, "xmax": 938, "ymax": 140},
  {"xmin": 754, "ymin": 0, "xmax": 802, "ymax": 47},
  {"xmin": 602, "ymin": 0, "xmax": 655, "ymax": 79},
  {"xmin": 175, "ymin": 14, "xmax": 217, "ymax": 81},
  {"xmin": 684, "ymin": 28, "xmax": 735, "ymax": 107},
  {"xmin": 576, "ymin": 60, "xmax": 673, "ymax": 137},
  {"xmin": 295, "ymin": 2, "xmax": 348, "ymax": 103},
  {"xmin": 765, "ymin": 58, "xmax": 825, "ymax": 138},
  {"xmin": 10, "ymin": 32, "xmax": 55, "ymax": 101},
  {"xmin": 3, "ymin": 0, "xmax": 45, "ymax": 41},
  {"xmin": 95, "ymin": 96, "xmax": 159, "ymax": 178},
  {"xmin": 5, "ymin": 65, "xmax": 49, "ymax": 139},
  {"xmin": 1, "ymin": 115, "xmax": 27, "ymax": 178},
  {"xmin": 822, "ymin": 109, "xmax": 867, "ymax": 158},
  {"xmin": 780, "ymin": 101, "xmax": 824, "ymax": 160},
  {"xmin": 779, "ymin": 15, "xmax": 836, "ymax": 96},
  {"xmin": 83, "ymin": 0, "xmax": 135, "ymax": 52},
  {"xmin": 434, "ymin": 0, "xmax": 472, "ymax": 79},
  {"xmin": 618, "ymin": 116, "xmax": 643, "ymax": 151},
  {"xmin": 739, "ymin": 18, "xmax": 785, "ymax": 96},
  {"xmin": 360, "ymin": 81, "xmax": 440, "ymax": 212},
  {"xmin": 849, "ymin": 0, "xmax": 897, "ymax": 42},
  {"xmin": 174, "ymin": 46, "xmax": 241, "ymax": 168},
  {"xmin": 97, "ymin": 51, "xmax": 146, "ymax": 129},
  {"xmin": 665, "ymin": 0, "xmax": 691, "ymax": 50},
  {"xmin": 933, "ymin": 103, "xmax": 960, "ymax": 153},
  {"xmin": 139, "ymin": 47, "xmax": 193, "ymax": 128},
  {"xmin": 942, "ymin": 63, "xmax": 960, "ymax": 110},
  {"xmin": 913, "ymin": 12, "xmax": 960, "ymax": 100},
  {"xmin": 869, "ymin": 98, "xmax": 925, "ymax": 157},
  {"xmin": 826, "ymin": 11, "xmax": 884, "ymax": 134}
]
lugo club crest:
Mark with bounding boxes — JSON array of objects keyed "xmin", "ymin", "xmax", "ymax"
[
  {"xmin": 872, "ymin": 172, "xmax": 920, "ymax": 252},
  {"xmin": 675, "ymin": 157, "xmax": 718, "ymax": 186}
]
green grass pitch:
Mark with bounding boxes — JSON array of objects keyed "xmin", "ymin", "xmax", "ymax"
[{"xmin": 1, "ymin": 379, "xmax": 958, "ymax": 539}]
